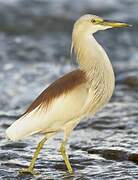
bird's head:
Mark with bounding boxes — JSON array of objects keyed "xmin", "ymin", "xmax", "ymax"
[{"xmin": 73, "ymin": 14, "xmax": 131, "ymax": 34}]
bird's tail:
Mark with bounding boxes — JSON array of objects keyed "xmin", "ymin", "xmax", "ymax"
[{"xmin": 6, "ymin": 109, "xmax": 42, "ymax": 141}]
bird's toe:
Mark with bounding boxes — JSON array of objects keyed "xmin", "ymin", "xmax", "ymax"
[{"xmin": 19, "ymin": 167, "xmax": 40, "ymax": 175}]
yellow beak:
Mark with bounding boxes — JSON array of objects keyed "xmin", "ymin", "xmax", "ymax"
[{"xmin": 102, "ymin": 20, "xmax": 132, "ymax": 28}]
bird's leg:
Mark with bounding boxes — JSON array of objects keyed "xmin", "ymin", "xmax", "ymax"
[
  {"xmin": 60, "ymin": 119, "xmax": 80, "ymax": 174},
  {"xmin": 60, "ymin": 140, "xmax": 73, "ymax": 174},
  {"xmin": 19, "ymin": 136, "xmax": 47, "ymax": 175}
]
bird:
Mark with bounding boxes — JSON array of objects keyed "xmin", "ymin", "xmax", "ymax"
[{"xmin": 6, "ymin": 14, "xmax": 131, "ymax": 175}]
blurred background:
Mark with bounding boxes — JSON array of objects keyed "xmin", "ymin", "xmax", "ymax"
[{"xmin": 0, "ymin": 0, "xmax": 138, "ymax": 179}]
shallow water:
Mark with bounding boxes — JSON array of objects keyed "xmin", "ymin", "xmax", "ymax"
[{"xmin": 0, "ymin": 0, "xmax": 138, "ymax": 179}]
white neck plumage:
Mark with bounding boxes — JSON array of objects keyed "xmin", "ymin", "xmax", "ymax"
[
  {"xmin": 72, "ymin": 30, "xmax": 115, "ymax": 115},
  {"xmin": 73, "ymin": 31, "xmax": 112, "ymax": 73}
]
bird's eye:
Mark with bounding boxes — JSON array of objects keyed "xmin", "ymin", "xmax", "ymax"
[{"xmin": 91, "ymin": 19, "xmax": 96, "ymax": 23}]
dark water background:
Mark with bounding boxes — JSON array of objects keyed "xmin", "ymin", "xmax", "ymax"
[{"xmin": 0, "ymin": 0, "xmax": 138, "ymax": 179}]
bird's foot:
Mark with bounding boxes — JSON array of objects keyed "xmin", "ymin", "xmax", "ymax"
[{"xmin": 19, "ymin": 167, "xmax": 40, "ymax": 175}]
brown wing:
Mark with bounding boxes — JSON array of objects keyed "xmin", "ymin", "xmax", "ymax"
[{"xmin": 23, "ymin": 69, "xmax": 86, "ymax": 115}]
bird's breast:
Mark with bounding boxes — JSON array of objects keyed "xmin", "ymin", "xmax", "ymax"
[{"xmin": 85, "ymin": 62, "xmax": 115, "ymax": 115}]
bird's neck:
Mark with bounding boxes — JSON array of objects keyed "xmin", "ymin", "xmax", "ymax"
[
  {"xmin": 72, "ymin": 31, "xmax": 115, "ymax": 111},
  {"xmin": 72, "ymin": 32, "xmax": 115, "ymax": 81},
  {"xmin": 73, "ymin": 33, "xmax": 108, "ymax": 70}
]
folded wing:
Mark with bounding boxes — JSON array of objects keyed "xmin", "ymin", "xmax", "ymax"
[{"xmin": 6, "ymin": 70, "xmax": 88, "ymax": 141}]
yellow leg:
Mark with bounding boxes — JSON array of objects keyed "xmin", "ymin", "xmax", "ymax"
[
  {"xmin": 60, "ymin": 141, "xmax": 73, "ymax": 174},
  {"xmin": 19, "ymin": 136, "xmax": 47, "ymax": 175}
]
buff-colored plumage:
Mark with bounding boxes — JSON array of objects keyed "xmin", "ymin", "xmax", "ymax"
[{"xmin": 5, "ymin": 14, "xmax": 130, "ymax": 175}]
